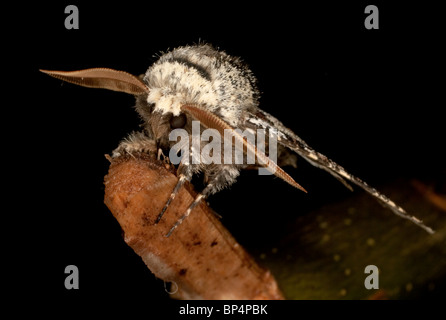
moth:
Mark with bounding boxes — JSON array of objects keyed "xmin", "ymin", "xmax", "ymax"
[{"xmin": 41, "ymin": 44, "xmax": 434, "ymax": 236}]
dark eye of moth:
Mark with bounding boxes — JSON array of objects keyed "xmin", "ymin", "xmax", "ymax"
[{"xmin": 170, "ymin": 113, "xmax": 187, "ymax": 129}]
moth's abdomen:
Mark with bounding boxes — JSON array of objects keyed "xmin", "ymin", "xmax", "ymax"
[{"xmin": 143, "ymin": 44, "xmax": 259, "ymax": 126}]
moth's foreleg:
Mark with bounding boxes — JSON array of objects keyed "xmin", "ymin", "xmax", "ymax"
[
  {"xmin": 112, "ymin": 131, "xmax": 157, "ymax": 158},
  {"xmin": 165, "ymin": 165, "xmax": 240, "ymax": 237},
  {"xmin": 155, "ymin": 163, "xmax": 194, "ymax": 224}
]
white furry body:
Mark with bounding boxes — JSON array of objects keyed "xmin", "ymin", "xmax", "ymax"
[{"xmin": 144, "ymin": 45, "xmax": 258, "ymax": 127}]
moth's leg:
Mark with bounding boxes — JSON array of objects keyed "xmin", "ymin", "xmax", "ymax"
[
  {"xmin": 155, "ymin": 162, "xmax": 194, "ymax": 224},
  {"xmin": 157, "ymin": 148, "xmax": 169, "ymax": 162},
  {"xmin": 112, "ymin": 131, "xmax": 157, "ymax": 158},
  {"xmin": 165, "ymin": 165, "xmax": 240, "ymax": 237}
]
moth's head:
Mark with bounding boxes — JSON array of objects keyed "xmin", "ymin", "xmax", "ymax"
[
  {"xmin": 134, "ymin": 94, "xmax": 190, "ymax": 151},
  {"xmin": 142, "ymin": 48, "xmax": 219, "ymax": 117}
]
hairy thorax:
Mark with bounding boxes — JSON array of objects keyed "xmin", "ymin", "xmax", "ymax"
[{"xmin": 142, "ymin": 45, "xmax": 259, "ymax": 127}]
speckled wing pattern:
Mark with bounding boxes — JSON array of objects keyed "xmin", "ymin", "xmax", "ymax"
[{"xmin": 240, "ymin": 107, "xmax": 434, "ymax": 234}]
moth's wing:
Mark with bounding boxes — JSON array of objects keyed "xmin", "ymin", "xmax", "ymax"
[
  {"xmin": 180, "ymin": 104, "xmax": 307, "ymax": 192},
  {"xmin": 241, "ymin": 108, "xmax": 353, "ymax": 190},
  {"xmin": 240, "ymin": 108, "xmax": 434, "ymax": 234}
]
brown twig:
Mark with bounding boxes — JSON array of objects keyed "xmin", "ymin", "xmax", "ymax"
[{"xmin": 103, "ymin": 153, "xmax": 284, "ymax": 300}]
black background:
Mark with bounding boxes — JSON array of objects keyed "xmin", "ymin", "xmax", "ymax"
[{"xmin": 7, "ymin": 0, "xmax": 445, "ymax": 313}]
